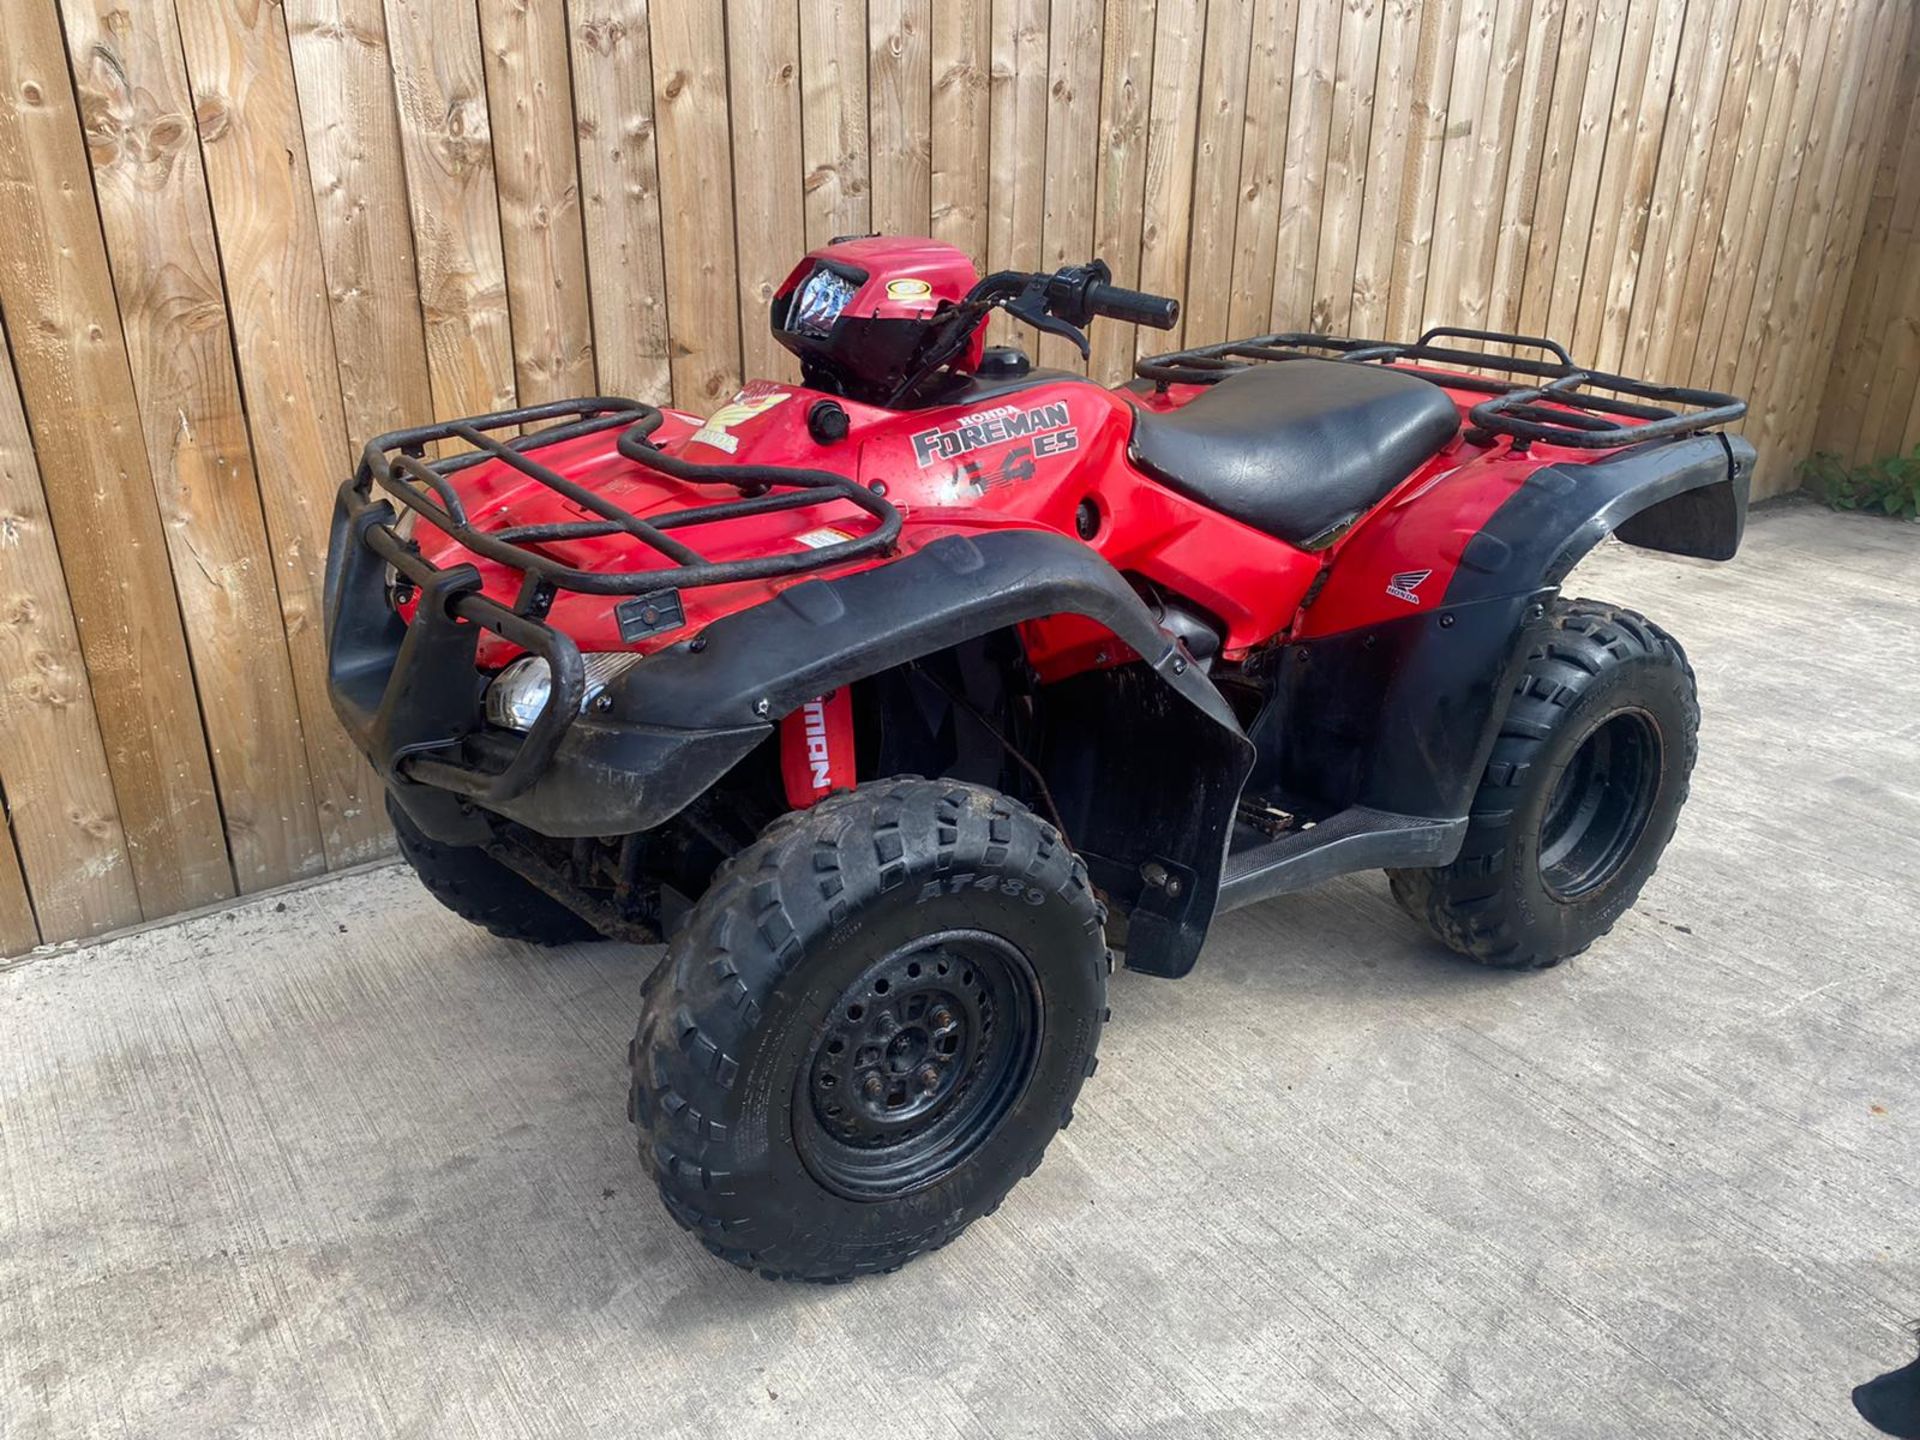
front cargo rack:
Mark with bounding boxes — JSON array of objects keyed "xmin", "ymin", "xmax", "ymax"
[
  {"xmin": 331, "ymin": 396, "xmax": 901, "ymax": 805},
  {"xmin": 1136, "ymin": 326, "xmax": 1746, "ymax": 450},
  {"xmin": 352, "ymin": 395, "xmax": 901, "ymax": 611}
]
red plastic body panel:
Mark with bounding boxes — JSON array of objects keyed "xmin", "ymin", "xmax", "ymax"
[
  {"xmin": 410, "ymin": 376, "xmax": 1323, "ymax": 671},
  {"xmin": 407, "ymin": 358, "xmax": 1636, "ymax": 679}
]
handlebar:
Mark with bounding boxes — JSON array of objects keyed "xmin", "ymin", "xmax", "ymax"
[
  {"xmin": 885, "ymin": 259, "xmax": 1181, "ymax": 405},
  {"xmin": 1083, "ymin": 279, "xmax": 1180, "ymax": 330},
  {"xmin": 967, "ymin": 261, "xmax": 1180, "ymax": 333}
]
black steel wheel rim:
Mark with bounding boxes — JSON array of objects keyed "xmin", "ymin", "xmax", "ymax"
[
  {"xmin": 1538, "ymin": 708, "xmax": 1663, "ymax": 901},
  {"xmin": 794, "ymin": 930, "xmax": 1043, "ymax": 1201}
]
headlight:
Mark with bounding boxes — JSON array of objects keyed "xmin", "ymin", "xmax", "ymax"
[
  {"xmin": 785, "ymin": 265, "xmax": 856, "ymax": 337},
  {"xmin": 483, "ymin": 653, "xmax": 639, "ymax": 732}
]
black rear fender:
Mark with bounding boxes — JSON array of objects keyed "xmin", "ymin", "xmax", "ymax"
[
  {"xmin": 1520, "ymin": 433, "xmax": 1754, "ymax": 579},
  {"xmin": 1260, "ymin": 433, "xmax": 1751, "ymax": 822}
]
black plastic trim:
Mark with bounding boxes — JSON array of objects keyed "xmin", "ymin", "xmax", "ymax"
[
  {"xmin": 600, "ymin": 529, "xmax": 1243, "ymax": 737},
  {"xmin": 1217, "ymin": 809, "xmax": 1469, "ymax": 911},
  {"xmin": 1441, "ymin": 432, "xmax": 1754, "ymax": 606},
  {"xmin": 1256, "ymin": 588, "xmax": 1552, "ymax": 822}
]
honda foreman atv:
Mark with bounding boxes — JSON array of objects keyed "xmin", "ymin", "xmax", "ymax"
[{"xmin": 324, "ymin": 236, "xmax": 1752, "ymax": 1282}]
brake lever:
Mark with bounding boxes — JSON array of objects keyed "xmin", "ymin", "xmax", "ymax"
[{"xmin": 1005, "ymin": 275, "xmax": 1091, "ymax": 359}]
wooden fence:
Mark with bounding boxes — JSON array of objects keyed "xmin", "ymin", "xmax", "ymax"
[
  {"xmin": 1817, "ymin": 15, "xmax": 1920, "ymax": 469},
  {"xmin": 1, "ymin": 0, "xmax": 1914, "ymax": 956}
]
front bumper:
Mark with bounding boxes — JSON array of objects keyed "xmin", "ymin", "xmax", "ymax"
[{"xmin": 324, "ymin": 480, "xmax": 769, "ymax": 843}]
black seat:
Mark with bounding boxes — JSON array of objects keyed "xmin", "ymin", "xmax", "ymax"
[{"xmin": 1129, "ymin": 359, "xmax": 1460, "ymax": 545}]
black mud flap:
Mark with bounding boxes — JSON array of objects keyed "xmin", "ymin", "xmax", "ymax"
[{"xmin": 1037, "ymin": 665, "xmax": 1255, "ymax": 978}]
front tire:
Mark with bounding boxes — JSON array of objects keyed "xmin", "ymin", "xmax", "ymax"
[
  {"xmin": 387, "ymin": 793, "xmax": 601, "ymax": 946},
  {"xmin": 1389, "ymin": 599, "xmax": 1699, "ymax": 969},
  {"xmin": 631, "ymin": 779, "xmax": 1108, "ymax": 1282}
]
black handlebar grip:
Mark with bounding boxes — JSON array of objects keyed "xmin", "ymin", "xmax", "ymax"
[{"xmin": 1087, "ymin": 282, "xmax": 1180, "ymax": 330}]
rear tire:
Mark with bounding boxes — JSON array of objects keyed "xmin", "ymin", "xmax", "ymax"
[
  {"xmin": 630, "ymin": 779, "xmax": 1108, "ymax": 1282},
  {"xmin": 1389, "ymin": 599, "xmax": 1698, "ymax": 969},
  {"xmin": 387, "ymin": 793, "xmax": 601, "ymax": 945}
]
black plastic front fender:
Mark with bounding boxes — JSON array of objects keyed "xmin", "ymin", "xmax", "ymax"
[
  {"xmin": 398, "ymin": 529, "xmax": 1255, "ymax": 975},
  {"xmin": 601, "ymin": 529, "xmax": 1243, "ymax": 737}
]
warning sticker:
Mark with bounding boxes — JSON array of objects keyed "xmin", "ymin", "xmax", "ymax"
[{"xmin": 794, "ymin": 526, "xmax": 854, "ymax": 550}]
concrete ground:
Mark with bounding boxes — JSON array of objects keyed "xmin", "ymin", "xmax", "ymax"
[{"xmin": 3, "ymin": 503, "xmax": 1916, "ymax": 1438}]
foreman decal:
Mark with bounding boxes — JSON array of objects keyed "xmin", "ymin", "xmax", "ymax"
[{"xmin": 910, "ymin": 400, "xmax": 1074, "ymax": 468}]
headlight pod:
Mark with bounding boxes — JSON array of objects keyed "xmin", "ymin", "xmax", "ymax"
[{"xmin": 483, "ymin": 652, "xmax": 639, "ymax": 732}]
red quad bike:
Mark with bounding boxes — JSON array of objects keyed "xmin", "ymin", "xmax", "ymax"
[{"xmin": 325, "ymin": 236, "xmax": 1752, "ymax": 1282}]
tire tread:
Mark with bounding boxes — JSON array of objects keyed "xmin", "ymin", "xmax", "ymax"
[{"xmin": 632, "ymin": 779, "xmax": 1107, "ymax": 1282}]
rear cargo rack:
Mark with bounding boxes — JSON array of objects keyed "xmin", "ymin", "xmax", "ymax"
[
  {"xmin": 1136, "ymin": 326, "xmax": 1745, "ymax": 450},
  {"xmin": 352, "ymin": 396, "xmax": 900, "ymax": 612}
]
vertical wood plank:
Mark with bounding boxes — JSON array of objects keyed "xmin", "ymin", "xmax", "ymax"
[
  {"xmin": 726, "ymin": 0, "xmax": 807, "ymax": 382},
  {"xmin": 0, "ymin": 314, "xmax": 143, "ymax": 942},
  {"xmin": 1701, "ymin": 0, "xmax": 1811, "ymax": 393},
  {"xmin": 1666, "ymin": 0, "xmax": 1781, "ymax": 384},
  {"xmin": 1381, "ymin": 0, "xmax": 1456, "ymax": 336},
  {"xmin": 1135, "ymin": 0, "xmax": 1204, "ymax": 350},
  {"xmin": 1311, "ymin": 0, "xmax": 1389, "ymax": 335},
  {"xmin": 1745, "ymin": 0, "xmax": 1883, "ymax": 492},
  {"xmin": 1566, "ymin": 0, "xmax": 1687, "ymax": 370},
  {"xmin": 59, "ymin": 0, "xmax": 326, "ymax": 892},
  {"xmin": 284, "ymin": 0, "xmax": 437, "ymax": 451},
  {"xmin": 480, "ymin": 0, "xmax": 598, "ymax": 401},
  {"xmin": 986, "ymin": 0, "xmax": 1048, "ymax": 347},
  {"xmin": 0, "ymin": 814, "xmax": 37, "ymax": 957},
  {"xmin": 382, "ymin": 0, "xmax": 517, "ymax": 419},
  {"xmin": 1090, "ymin": 0, "xmax": 1158, "ymax": 381},
  {"xmin": 931, "ymin": 0, "xmax": 991, "ymax": 263},
  {"xmin": 1625, "ymin": 0, "xmax": 1754, "ymax": 381},
  {"xmin": 1224, "ymin": 0, "xmax": 1301, "ymax": 339},
  {"xmin": 176, "ymin": 0, "xmax": 391, "ymax": 865},
  {"xmin": 1677, "ymin": 0, "xmax": 1790, "ymax": 381},
  {"xmin": 1483, "ymin": 0, "xmax": 1568, "ymax": 337},
  {"xmin": 649, "ymin": 0, "xmax": 743, "ymax": 409},
  {"xmin": 1347, "ymin": 0, "xmax": 1425, "ymax": 337},
  {"xmin": 1905, "ymin": 373, "xmax": 1920, "ymax": 456},
  {"xmin": 1511, "ymin": 0, "xmax": 1596, "ymax": 336},
  {"xmin": 1849, "ymin": 55, "xmax": 1920, "ymax": 461},
  {"xmin": 1815, "ymin": 11, "xmax": 1920, "ymax": 462},
  {"xmin": 1776, "ymin": 0, "xmax": 1909, "ymax": 480},
  {"xmin": 1742, "ymin": 0, "xmax": 1862, "ymax": 483},
  {"xmin": 1182, "ymin": 0, "xmax": 1258, "ymax": 346},
  {"xmin": 1532, "ymin": 0, "xmax": 1630, "ymax": 346},
  {"xmin": 1720, "ymin": 0, "xmax": 1829, "ymax": 411},
  {"xmin": 1038, "ymin": 0, "xmax": 1107, "ymax": 370},
  {"xmin": 1272, "ymin": 0, "xmax": 1340, "ymax": 329},
  {"xmin": 803, "ymin": 0, "xmax": 872, "ymax": 249},
  {"xmin": 567, "ymin": 0, "xmax": 674, "ymax": 405},
  {"xmin": 0, "ymin": 0, "xmax": 232, "ymax": 917},
  {"xmin": 1414, "ymin": 0, "xmax": 1512, "ymax": 337},
  {"xmin": 870, "ymin": 0, "xmax": 932, "ymax": 236}
]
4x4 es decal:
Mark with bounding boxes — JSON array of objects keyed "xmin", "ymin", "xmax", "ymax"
[{"xmin": 911, "ymin": 400, "xmax": 1076, "ymax": 468}]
